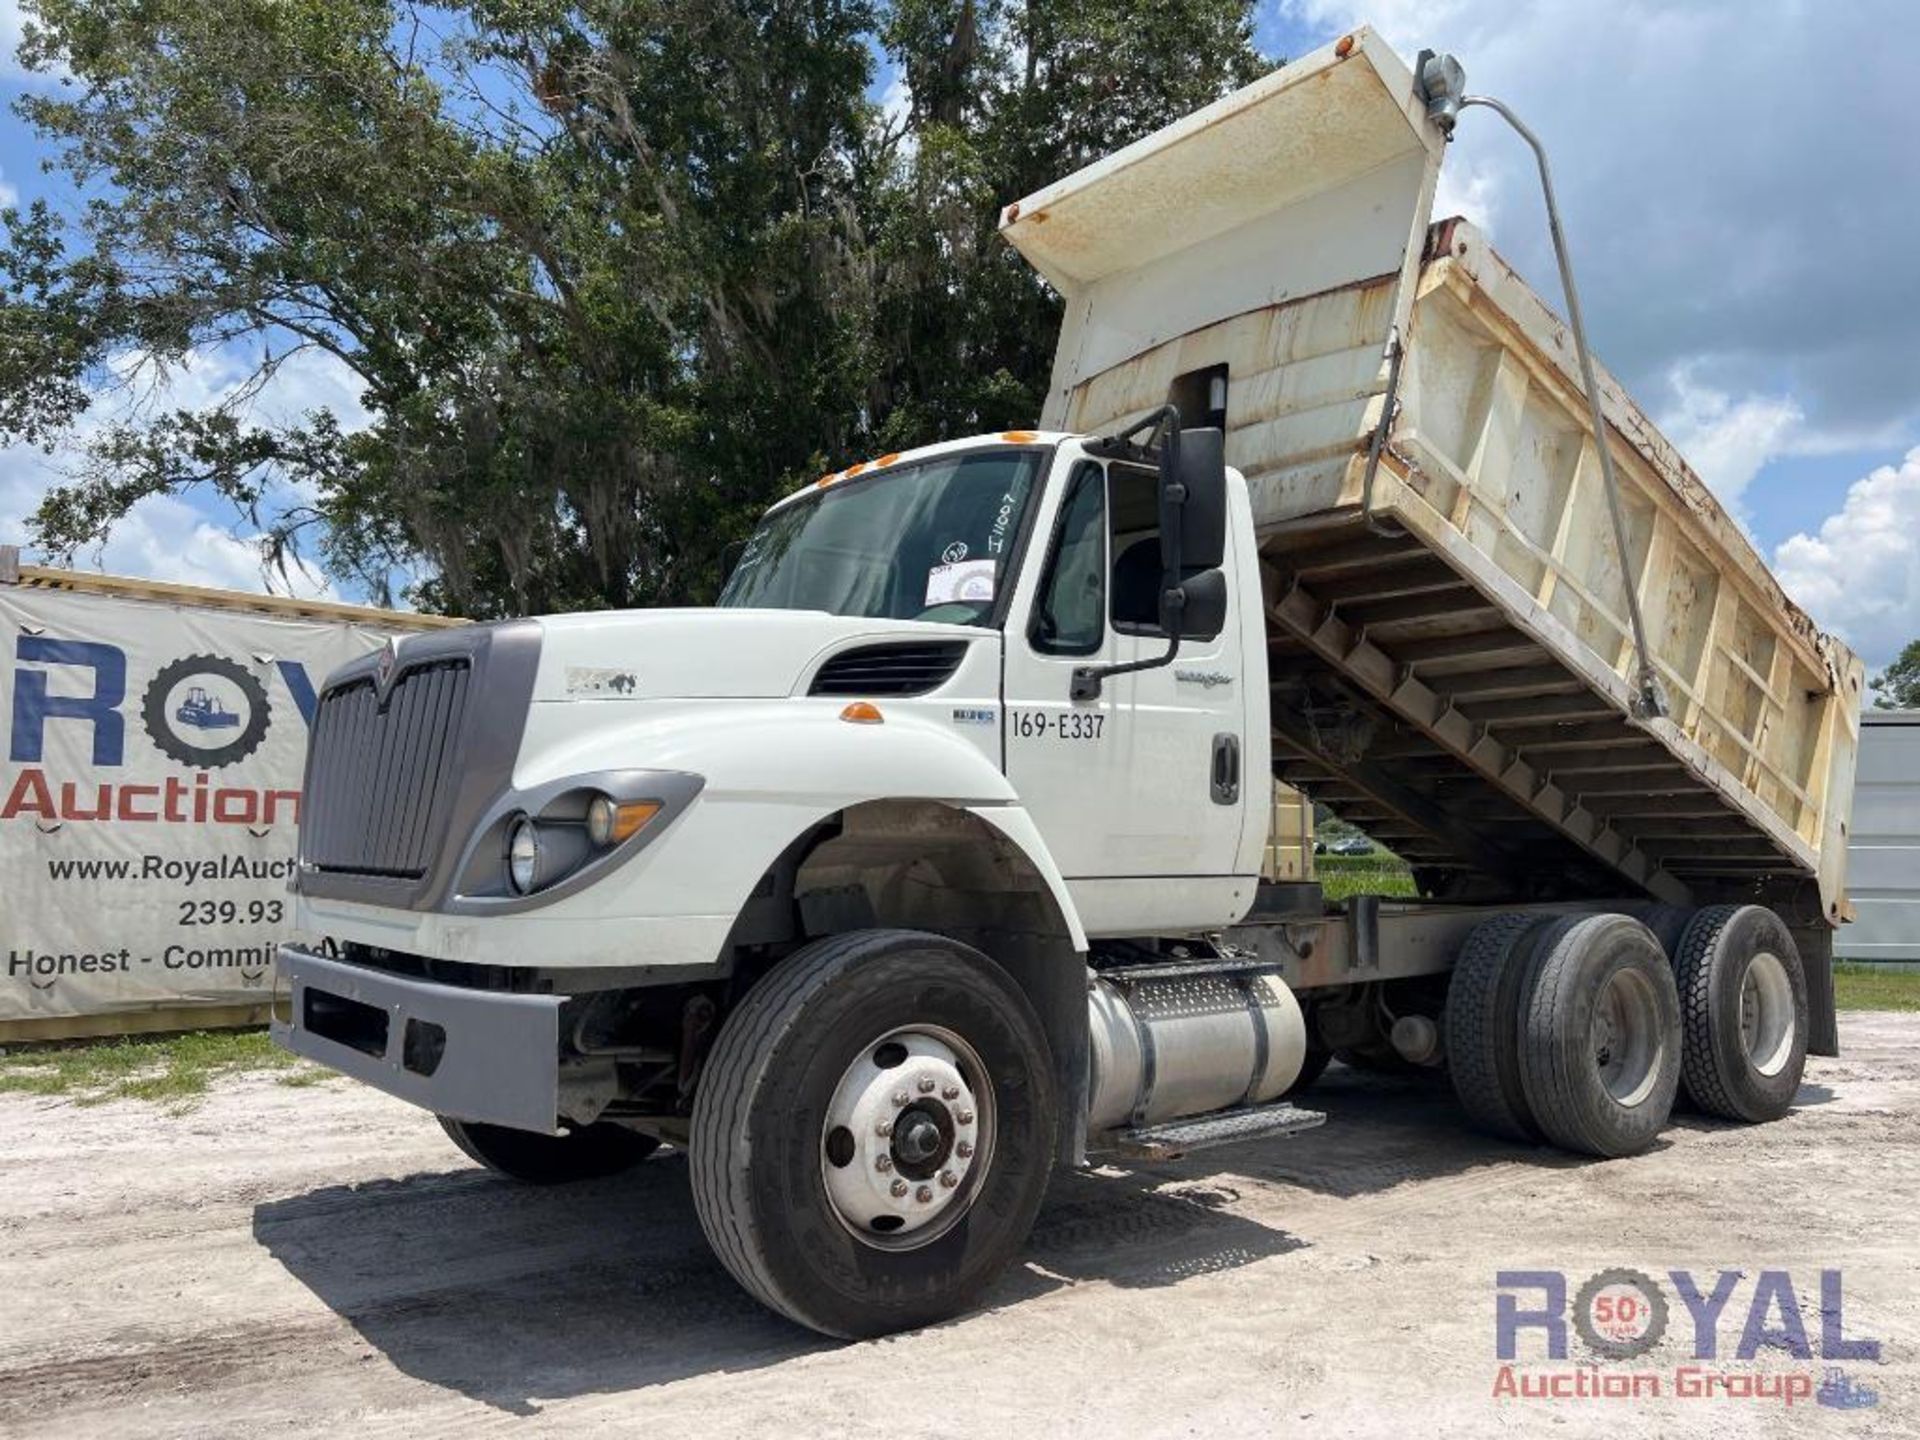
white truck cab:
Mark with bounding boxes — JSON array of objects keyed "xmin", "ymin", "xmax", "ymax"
[{"xmin": 275, "ymin": 29, "xmax": 1848, "ymax": 1339}]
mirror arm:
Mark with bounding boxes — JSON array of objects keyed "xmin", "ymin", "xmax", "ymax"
[
  {"xmin": 1067, "ymin": 415, "xmax": 1201, "ymax": 701},
  {"xmin": 1070, "ymin": 587, "xmax": 1188, "ymax": 701},
  {"xmin": 1070, "ymin": 627, "xmax": 1182, "ymax": 702}
]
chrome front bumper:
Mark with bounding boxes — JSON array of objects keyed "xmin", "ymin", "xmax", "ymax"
[{"xmin": 272, "ymin": 946, "xmax": 564, "ymax": 1133}]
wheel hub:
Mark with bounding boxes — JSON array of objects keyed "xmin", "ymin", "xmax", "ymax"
[
  {"xmin": 1591, "ymin": 968, "xmax": 1663, "ymax": 1107},
  {"xmin": 1739, "ymin": 951, "xmax": 1796, "ymax": 1077},
  {"xmin": 820, "ymin": 1027, "xmax": 991, "ymax": 1246}
]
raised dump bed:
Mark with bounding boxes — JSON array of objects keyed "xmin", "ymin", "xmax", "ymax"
[{"xmin": 1003, "ymin": 28, "xmax": 1863, "ymax": 925}]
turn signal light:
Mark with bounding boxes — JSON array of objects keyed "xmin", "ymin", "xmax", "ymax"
[
  {"xmin": 839, "ymin": 702, "xmax": 884, "ymax": 725},
  {"xmin": 587, "ymin": 794, "xmax": 663, "ymax": 846}
]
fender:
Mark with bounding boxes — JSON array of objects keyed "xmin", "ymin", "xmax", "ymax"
[{"xmin": 301, "ymin": 698, "xmax": 1088, "ymax": 969}]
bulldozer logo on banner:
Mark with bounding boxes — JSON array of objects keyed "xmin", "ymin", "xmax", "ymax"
[
  {"xmin": 8, "ymin": 636, "xmax": 316, "ymax": 775},
  {"xmin": 141, "ymin": 654, "xmax": 275, "ymax": 769}
]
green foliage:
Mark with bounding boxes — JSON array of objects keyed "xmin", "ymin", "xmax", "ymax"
[
  {"xmin": 1832, "ymin": 963, "xmax": 1920, "ymax": 1013},
  {"xmin": 1, "ymin": 0, "xmax": 1272, "ymax": 615},
  {"xmin": 0, "ymin": 1028, "xmax": 318, "ymax": 1108},
  {"xmin": 1868, "ymin": 639, "xmax": 1920, "ymax": 710},
  {"xmin": 1314, "ymin": 853, "xmax": 1418, "ymax": 901}
]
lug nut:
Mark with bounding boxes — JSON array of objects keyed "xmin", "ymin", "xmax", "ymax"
[
  {"xmin": 955, "ymin": 1109, "xmax": 974, "ymax": 1126},
  {"xmin": 875, "ymin": 1155, "xmax": 893, "ymax": 1172},
  {"xmin": 915, "ymin": 1185, "xmax": 934, "ymax": 1203},
  {"xmin": 874, "ymin": 1120, "xmax": 893, "ymax": 1138},
  {"xmin": 955, "ymin": 1140, "xmax": 974, "ymax": 1159},
  {"xmin": 942, "ymin": 1084, "xmax": 960, "ymax": 1100},
  {"xmin": 890, "ymin": 1178, "xmax": 909, "ymax": 1198},
  {"xmin": 917, "ymin": 1076, "xmax": 937, "ymax": 1094},
  {"xmin": 939, "ymin": 1170, "xmax": 958, "ymax": 1189},
  {"xmin": 892, "ymin": 1090, "xmax": 910, "ymax": 1107}
]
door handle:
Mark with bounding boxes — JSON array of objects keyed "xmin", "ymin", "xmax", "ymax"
[{"xmin": 1211, "ymin": 732, "xmax": 1240, "ymax": 805}]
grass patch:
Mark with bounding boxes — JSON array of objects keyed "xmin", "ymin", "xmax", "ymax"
[
  {"xmin": 1315, "ymin": 853, "xmax": 1418, "ymax": 901},
  {"xmin": 0, "ymin": 1027, "xmax": 324, "ymax": 1109},
  {"xmin": 1833, "ymin": 962, "xmax": 1920, "ymax": 1012}
]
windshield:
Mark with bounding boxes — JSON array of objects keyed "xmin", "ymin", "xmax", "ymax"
[{"xmin": 718, "ymin": 447, "xmax": 1047, "ymax": 626}]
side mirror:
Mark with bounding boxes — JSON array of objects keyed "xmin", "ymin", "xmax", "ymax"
[
  {"xmin": 1158, "ymin": 426, "xmax": 1227, "ymax": 574},
  {"xmin": 1164, "ymin": 567, "xmax": 1227, "ymax": 640}
]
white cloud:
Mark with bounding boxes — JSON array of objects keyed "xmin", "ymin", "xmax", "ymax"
[
  {"xmin": 0, "ymin": 340, "xmax": 370, "ymax": 599},
  {"xmin": 1772, "ymin": 447, "xmax": 1920, "ymax": 675},
  {"xmin": 1656, "ymin": 367, "xmax": 1803, "ymax": 513},
  {"xmin": 104, "ymin": 343, "xmax": 369, "ymax": 433},
  {"xmin": 2, "ymin": 0, "xmax": 42, "ymax": 83},
  {"xmin": 1, "ymin": 0, "xmax": 20, "ymax": 70},
  {"xmin": 879, "ymin": 72, "xmax": 910, "ymax": 131},
  {"xmin": 0, "ymin": 442, "xmax": 335, "ymax": 600},
  {"xmin": 1431, "ymin": 151, "xmax": 1499, "ymax": 233},
  {"xmin": 1281, "ymin": 0, "xmax": 1920, "ymax": 452},
  {"xmin": 0, "ymin": 164, "xmax": 16, "ymax": 210}
]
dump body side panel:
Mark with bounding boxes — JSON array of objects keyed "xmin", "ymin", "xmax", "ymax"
[{"xmin": 1060, "ymin": 229, "xmax": 1862, "ymax": 918}]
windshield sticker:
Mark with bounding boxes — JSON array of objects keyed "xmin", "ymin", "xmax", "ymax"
[
  {"xmin": 941, "ymin": 540, "xmax": 970, "ymax": 564},
  {"xmin": 926, "ymin": 558, "xmax": 997, "ymax": 605}
]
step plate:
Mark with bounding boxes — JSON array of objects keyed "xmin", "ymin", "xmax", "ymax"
[{"xmin": 1116, "ymin": 1101, "xmax": 1327, "ymax": 1160}]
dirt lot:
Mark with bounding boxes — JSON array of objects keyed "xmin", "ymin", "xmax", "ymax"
[{"xmin": 1, "ymin": 1014, "xmax": 1913, "ymax": 1439}]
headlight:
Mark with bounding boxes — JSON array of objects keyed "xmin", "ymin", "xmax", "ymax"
[
  {"xmin": 506, "ymin": 816, "xmax": 541, "ymax": 894},
  {"xmin": 586, "ymin": 794, "xmax": 617, "ymax": 847}
]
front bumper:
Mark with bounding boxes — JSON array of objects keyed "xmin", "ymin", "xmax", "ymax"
[{"xmin": 272, "ymin": 946, "xmax": 564, "ymax": 1133}]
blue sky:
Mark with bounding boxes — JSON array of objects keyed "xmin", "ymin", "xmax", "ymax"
[{"xmin": 3, "ymin": 1, "xmax": 1918, "ymax": 675}]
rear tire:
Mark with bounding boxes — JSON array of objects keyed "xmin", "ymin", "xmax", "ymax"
[
  {"xmin": 1518, "ymin": 914, "xmax": 1681, "ymax": 1158},
  {"xmin": 1672, "ymin": 904, "xmax": 1808, "ymax": 1122},
  {"xmin": 438, "ymin": 1116, "xmax": 659, "ymax": 1184},
  {"xmin": 1445, "ymin": 912, "xmax": 1553, "ymax": 1143},
  {"xmin": 689, "ymin": 929, "xmax": 1057, "ymax": 1339}
]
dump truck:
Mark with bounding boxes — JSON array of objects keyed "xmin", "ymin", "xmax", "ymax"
[{"xmin": 273, "ymin": 28, "xmax": 1863, "ymax": 1339}]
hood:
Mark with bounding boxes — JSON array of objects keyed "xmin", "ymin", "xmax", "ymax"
[{"xmin": 524, "ymin": 608, "xmax": 988, "ymax": 702}]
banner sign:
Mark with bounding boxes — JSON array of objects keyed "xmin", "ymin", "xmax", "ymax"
[{"xmin": 1, "ymin": 583, "xmax": 429, "ymax": 1024}]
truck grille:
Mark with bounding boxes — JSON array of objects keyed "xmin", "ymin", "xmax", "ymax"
[{"xmin": 302, "ymin": 660, "xmax": 472, "ymax": 877}]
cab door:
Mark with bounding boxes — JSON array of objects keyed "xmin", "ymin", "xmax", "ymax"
[{"xmin": 1001, "ymin": 455, "xmax": 1253, "ymax": 935}]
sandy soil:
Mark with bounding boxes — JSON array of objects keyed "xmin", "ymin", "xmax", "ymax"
[{"xmin": 1, "ymin": 1013, "xmax": 1914, "ymax": 1438}]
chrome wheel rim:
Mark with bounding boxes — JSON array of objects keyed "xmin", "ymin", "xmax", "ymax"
[
  {"xmin": 1592, "ymin": 968, "xmax": 1664, "ymax": 1107},
  {"xmin": 1740, "ymin": 951, "xmax": 1796, "ymax": 1077},
  {"xmin": 820, "ymin": 1025, "xmax": 994, "ymax": 1250}
]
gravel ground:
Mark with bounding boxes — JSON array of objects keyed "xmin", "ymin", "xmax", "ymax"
[{"xmin": 1, "ymin": 1013, "xmax": 1913, "ymax": 1438}]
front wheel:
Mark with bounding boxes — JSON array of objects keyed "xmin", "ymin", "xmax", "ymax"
[
  {"xmin": 690, "ymin": 929, "xmax": 1057, "ymax": 1338},
  {"xmin": 438, "ymin": 1116, "xmax": 659, "ymax": 1183}
]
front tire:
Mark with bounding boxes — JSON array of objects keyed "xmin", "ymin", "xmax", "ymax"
[
  {"xmin": 690, "ymin": 929, "xmax": 1057, "ymax": 1339},
  {"xmin": 438, "ymin": 1116, "xmax": 659, "ymax": 1183}
]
